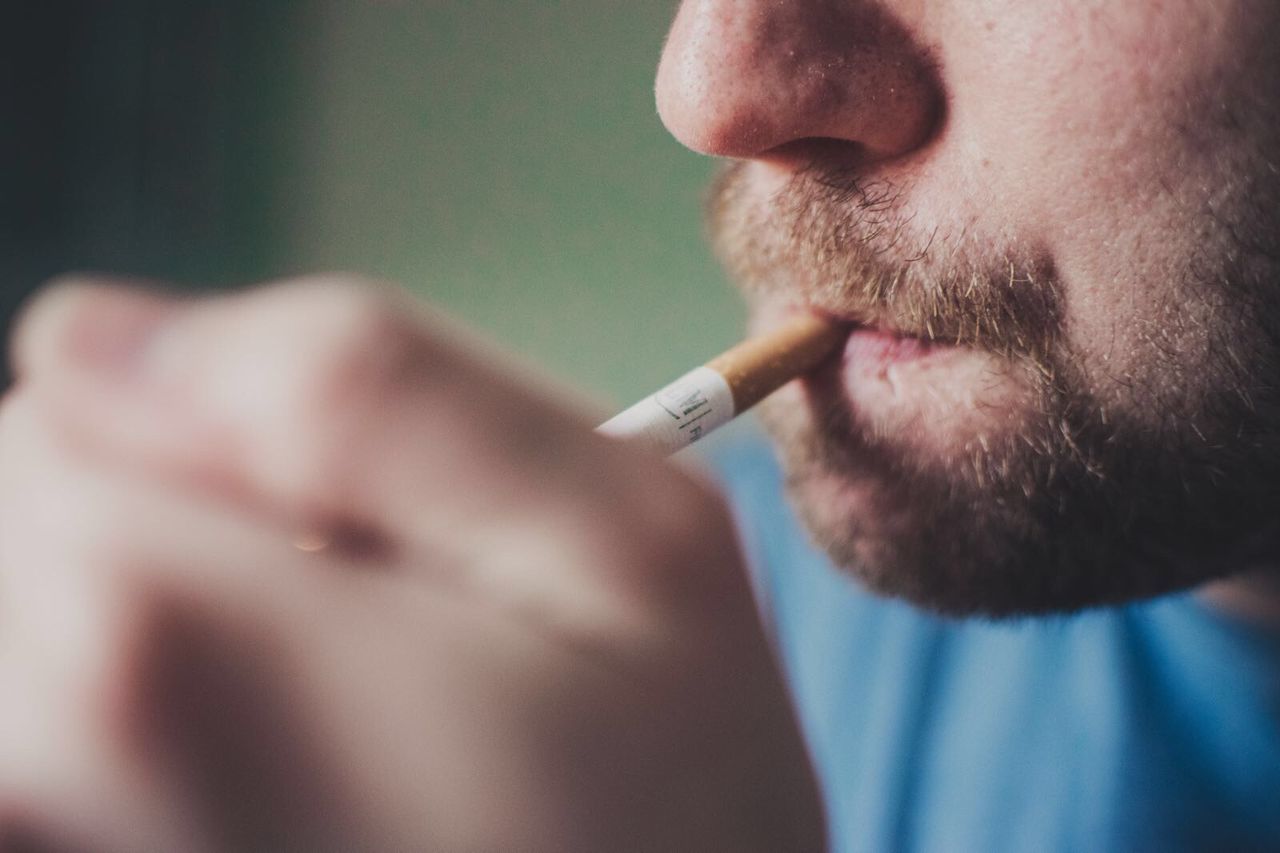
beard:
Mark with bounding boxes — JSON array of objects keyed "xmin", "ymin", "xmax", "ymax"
[{"xmin": 708, "ymin": 160, "xmax": 1280, "ymax": 617}]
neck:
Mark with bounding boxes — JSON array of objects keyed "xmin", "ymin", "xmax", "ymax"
[{"xmin": 1198, "ymin": 566, "xmax": 1280, "ymax": 630}]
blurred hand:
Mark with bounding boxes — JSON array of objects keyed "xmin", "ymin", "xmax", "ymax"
[{"xmin": 0, "ymin": 277, "xmax": 823, "ymax": 852}]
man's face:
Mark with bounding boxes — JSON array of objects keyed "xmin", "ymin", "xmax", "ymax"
[{"xmin": 657, "ymin": 1, "xmax": 1280, "ymax": 616}]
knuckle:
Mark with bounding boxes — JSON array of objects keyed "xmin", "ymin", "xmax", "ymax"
[
  {"xmin": 257, "ymin": 281, "xmax": 435, "ymax": 511},
  {"xmin": 282, "ymin": 274, "xmax": 407, "ymax": 342},
  {"xmin": 286, "ymin": 282, "xmax": 427, "ymax": 420}
]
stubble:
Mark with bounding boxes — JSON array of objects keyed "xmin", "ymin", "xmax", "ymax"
[{"xmin": 709, "ymin": 161, "xmax": 1280, "ymax": 616}]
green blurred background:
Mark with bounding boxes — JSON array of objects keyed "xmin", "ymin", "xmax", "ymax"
[{"xmin": 1, "ymin": 1, "xmax": 743, "ymax": 404}]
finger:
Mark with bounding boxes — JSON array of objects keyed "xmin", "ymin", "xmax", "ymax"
[
  {"xmin": 11, "ymin": 277, "xmax": 743, "ymax": 617},
  {"xmin": 0, "ymin": 393, "xmax": 391, "ymax": 851},
  {"xmin": 0, "ymin": 395, "xmax": 227, "ymax": 853},
  {"xmin": 13, "ymin": 276, "xmax": 608, "ymax": 529},
  {"xmin": 0, "ymin": 393, "xmax": 677, "ymax": 852}
]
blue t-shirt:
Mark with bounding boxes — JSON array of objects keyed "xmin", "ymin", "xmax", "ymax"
[{"xmin": 703, "ymin": 426, "xmax": 1280, "ymax": 853}]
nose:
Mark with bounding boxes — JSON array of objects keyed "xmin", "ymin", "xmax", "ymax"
[{"xmin": 656, "ymin": 0, "xmax": 942, "ymax": 167}]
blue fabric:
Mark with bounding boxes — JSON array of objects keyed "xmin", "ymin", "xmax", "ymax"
[{"xmin": 700, "ymin": 426, "xmax": 1280, "ymax": 853}]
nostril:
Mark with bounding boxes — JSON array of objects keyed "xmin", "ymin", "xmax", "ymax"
[
  {"xmin": 657, "ymin": 0, "xmax": 947, "ymax": 166},
  {"xmin": 760, "ymin": 69, "xmax": 948, "ymax": 174},
  {"xmin": 760, "ymin": 137, "xmax": 870, "ymax": 172}
]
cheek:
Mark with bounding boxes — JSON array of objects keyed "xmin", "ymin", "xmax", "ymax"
[
  {"xmin": 943, "ymin": 2, "xmax": 1267, "ymax": 397},
  {"xmin": 973, "ymin": 7, "xmax": 1202, "ymax": 194},
  {"xmin": 945, "ymin": 0, "xmax": 1250, "ymax": 212}
]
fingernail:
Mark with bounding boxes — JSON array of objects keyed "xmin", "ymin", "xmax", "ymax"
[
  {"xmin": 71, "ymin": 290, "xmax": 178, "ymax": 380},
  {"xmin": 18, "ymin": 279, "xmax": 181, "ymax": 383}
]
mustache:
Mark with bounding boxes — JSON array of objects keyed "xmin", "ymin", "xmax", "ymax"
[{"xmin": 705, "ymin": 161, "xmax": 1063, "ymax": 362}]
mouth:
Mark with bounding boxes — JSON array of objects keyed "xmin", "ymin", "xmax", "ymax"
[
  {"xmin": 804, "ymin": 307, "xmax": 962, "ymax": 372},
  {"xmin": 758, "ymin": 305, "xmax": 1024, "ymax": 451},
  {"xmin": 843, "ymin": 324, "xmax": 950, "ymax": 366}
]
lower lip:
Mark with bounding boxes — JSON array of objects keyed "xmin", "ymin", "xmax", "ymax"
[{"xmin": 843, "ymin": 327, "xmax": 944, "ymax": 366}]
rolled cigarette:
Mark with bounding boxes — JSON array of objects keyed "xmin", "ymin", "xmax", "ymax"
[{"xmin": 597, "ymin": 313, "xmax": 848, "ymax": 455}]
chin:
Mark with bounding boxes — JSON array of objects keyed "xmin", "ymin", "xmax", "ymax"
[{"xmin": 757, "ymin": 374, "xmax": 1280, "ymax": 620}]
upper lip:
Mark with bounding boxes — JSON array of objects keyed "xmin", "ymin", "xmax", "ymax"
[
  {"xmin": 814, "ymin": 302, "xmax": 926, "ymax": 335},
  {"xmin": 806, "ymin": 304, "xmax": 959, "ymax": 346},
  {"xmin": 802, "ymin": 303, "xmax": 875, "ymax": 329}
]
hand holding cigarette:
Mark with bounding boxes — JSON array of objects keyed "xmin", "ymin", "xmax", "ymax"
[{"xmin": 0, "ymin": 277, "xmax": 823, "ymax": 852}]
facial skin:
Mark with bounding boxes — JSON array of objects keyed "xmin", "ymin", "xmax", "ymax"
[{"xmin": 657, "ymin": 0, "xmax": 1280, "ymax": 616}]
